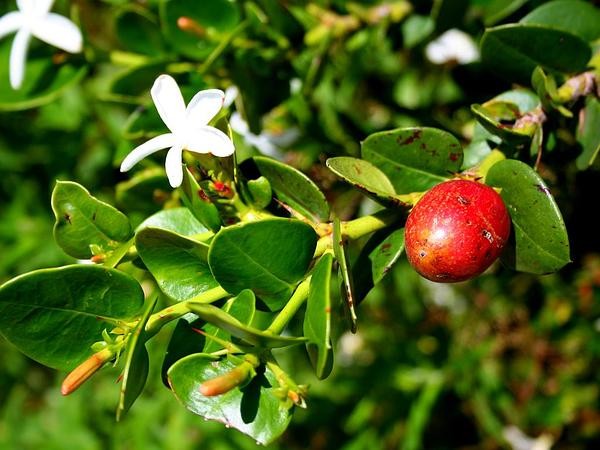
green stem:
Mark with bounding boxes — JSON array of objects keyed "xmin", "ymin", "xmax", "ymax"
[
  {"xmin": 200, "ymin": 21, "xmax": 249, "ymax": 75},
  {"xmin": 341, "ymin": 209, "xmax": 401, "ymax": 239},
  {"xmin": 145, "ymin": 286, "xmax": 229, "ymax": 336},
  {"xmin": 266, "ymin": 277, "xmax": 311, "ymax": 335}
]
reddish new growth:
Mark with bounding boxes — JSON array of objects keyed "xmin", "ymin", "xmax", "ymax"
[{"xmin": 405, "ymin": 179, "xmax": 511, "ymax": 283}]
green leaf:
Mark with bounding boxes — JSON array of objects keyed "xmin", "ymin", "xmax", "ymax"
[
  {"xmin": 326, "ymin": 157, "xmax": 412, "ymax": 208},
  {"xmin": 246, "ymin": 176, "xmax": 273, "ymax": 210},
  {"xmin": 52, "ymin": 181, "xmax": 133, "ymax": 259},
  {"xmin": 188, "ymin": 300, "xmax": 306, "ymax": 348},
  {"xmin": 253, "ymin": 156, "xmax": 330, "ymax": 222},
  {"xmin": 137, "ymin": 207, "xmax": 210, "ymax": 237},
  {"xmin": 0, "ymin": 40, "xmax": 87, "ymax": 111},
  {"xmin": 470, "ymin": 103, "xmax": 534, "ymax": 145},
  {"xmin": 0, "ymin": 265, "xmax": 144, "ymax": 370},
  {"xmin": 576, "ymin": 97, "xmax": 600, "ymax": 170},
  {"xmin": 333, "ymin": 218, "xmax": 357, "ymax": 333},
  {"xmin": 115, "ymin": 7, "xmax": 166, "ymax": 55},
  {"xmin": 161, "ymin": 317, "xmax": 206, "ymax": 387},
  {"xmin": 117, "ymin": 295, "xmax": 157, "ymax": 421},
  {"xmin": 168, "ymin": 354, "xmax": 292, "ymax": 445},
  {"xmin": 136, "ymin": 228, "xmax": 217, "ymax": 301},
  {"xmin": 480, "ymin": 24, "xmax": 591, "ymax": 83},
  {"xmin": 478, "ymin": 0, "xmax": 528, "ymax": 26},
  {"xmin": 208, "ymin": 219, "xmax": 318, "ymax": 311},
  {"xmin": 401, "ymin": 15, "xmax": 434, "ymax": 48},
  {"xmin": 361, "ymin": 127, "xmax": 463, "ymax": 194},
  {"xmin": 180, "ymin": 166, "xmax": 222, "ymax": 233},
  {"xmin": 161, "ymin": 0, "xmax": 241, "ymax": 59},
  {"xmin": 109, "ymin": 63, "xmax": 167, "ymax": 102},
  {"xmin": 486, "ymin": 160, "xmax": 570, "ymax": 274},
  {"xmin": 353, "ymin": 228, "xmax": 405, "ymax": 303},
  {"xmin": 531, "ymin": 67, "xmax": 572, "ymax": 117},
  {"xmin": 521, "ymin": 0, "xmax": 600, "ymax": 42},
  {"xmin": 304, "ymin": 254, "xmax": 334, "ymax": 380},
  {"xmin": 203, "ymin": 290, "xmax": 256, "ymax": 353}
]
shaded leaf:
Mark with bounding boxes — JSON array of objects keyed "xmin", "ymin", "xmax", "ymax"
[
  {"xmin": 117, "ymin": 296, "xmax": 157, "ymax": 420},
  {"xmin": 208, "ymin": 219, "xmax": 317, "ymax": 311},
  {"xmin": 0, "ymin": 265, "xmax": 144, "ymax": 370},
  {"xmin": 361, "ymin": 127, "xmax": 463, "ymax": 194},
  {"xmin": 116, "ymin": 167, "xmax": 172, "ymax": 215},
  {"xmin": 168, "ymin": 354, "xmax": 292, "ymax": 445},
  {"xmin": 486, "ymin": 160, "xmax": 570, "ymax": 274},
  {"xmin": 353, "ymin": 228, "xmax": 405, "ymax": 303},
  {"xmin": 521, "ymin": 0, "xmax": 600, "ymax": 42},
  {"xmin": 161, "ymin": 317, "xmax": 206, "ymax": 387},
  {"xmin": 333, "ymin": 218, "xmax": 357, "ymax": 333},
  {"xmin": 115, "ymin": 7, "xmax": 165, "ymax": 55},
  {"xmin": 480, "ymin": 24, "xmax": 591, "ymax": 83},
  {"xmin": 304, "ymin": 254, "xmax": 334, "ymax": 379},
  {"xmin": 576, "ymin": 97, "xmax": 600, "ymax": 170},
  {"xmin": 180, "ymin": 166, "xmax": 222, "ymax": 233},
  {"xmin": 52, "ymin": 181, "xmax": 133, "ymax": 259}
]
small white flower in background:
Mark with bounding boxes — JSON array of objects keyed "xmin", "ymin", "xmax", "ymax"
[
  {"xmin": 0, "ymin": 0, "xmax": 83, "ymax": 89},
  {"xmin": 230, "ymin": 112, "xmax": 300, "ymax": 159},
  {"xmin": 120, "ymin": 74, "xmax": 235, "ymax": 188},
  {"xmin": 503, "ymin": 425, "xmax": 554, "ymax": 450},
  {"xmin": 425, "ymin": 28, "xmax": 479, "ymax": 65}
]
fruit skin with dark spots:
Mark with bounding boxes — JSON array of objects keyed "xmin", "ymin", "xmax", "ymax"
[{"xmin": 405, "ymin": 179, "xmax": 511, "ymax": 283}]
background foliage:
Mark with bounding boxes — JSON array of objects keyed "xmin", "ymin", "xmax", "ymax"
[{"xmin": 1, "ymin": 0, "xmax": 599, "ymax": 449}]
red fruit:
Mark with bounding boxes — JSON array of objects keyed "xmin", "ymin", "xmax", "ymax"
[{"xmin": 405, "ymin": 179, "xmax": 511, "ymax": 283}]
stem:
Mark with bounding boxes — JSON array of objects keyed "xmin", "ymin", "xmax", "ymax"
[
  {"xmin": 144, "ymin": 286, "xmax": 229, "ymax": 336},
  {"xmin": 200, "ymin": 21, "xmax": 249, "ymax": 75},
  {"xmin": 266, "ymin": 277, "xmax": 311, "ymax": 335},
  {"xmin": 342, "ymin": 209, "xmax": 402, "ymax": 239}
]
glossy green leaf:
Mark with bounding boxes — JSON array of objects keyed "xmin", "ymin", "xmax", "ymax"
[
  {"xmin": 208, "ymin": 219, "xmax": 318, "ymax": 311},
  {"xmin": 136, "ymin": 228, "xmax": 217, "ymax": 301},
  {"xmin": 52, "ymin": 181, "xmax": 133, "ymax": 259},
  {"xmin": 333, "ymin": 218, "xmax": 357, "ymax": 333},
  {"xmin": 117, "ymin": 296, "xmax": 157, "ymax": 421},
  {"xmin": 576, "ymin": 97, "xmax": 600, "ymax": 170},
  {"xmin": 137, "ymin": 207, "xmax": 210, "ymax": 237},
  {"xmin": 480, "ymin": 24, "xmax": 591, "ymax": 83},
  {"xmin": 353, "ymin": 228, "xmax": 405, "ymax": 303},
  {"xmin": 161, "ymin": 0, "xmax": 241, "ymax": 59},
  {"xmin": 188, "ymin": 301, "xmax": 306, "ymax": 348},
  {"xmin": 253, "ymin": 156, "xmax": 330, "ymax": 222},
  {"xmin": 0, "ymin": 40, "xmax": 87, "ymax": 111},
  {"xmin": 180, "ymin": 166, "xmax": 222, "ymax": 233},
  {"xmin": 116, "ymin": 167, "xmax": 172, "ymax": 215},
  {"xmin": 521, "ymin": 0, "xmax": 600, "ymax": 42},
  {"xmin": 326, "ymin": 157, "xmax": 413, "ymax": 208},
  {"xmin": 361, "ymin": 127, "xmax": 463, "ymax": 194},
  {"xmin": 0, "ymin": 265, "xmax": 144, "ymax": 370},
  {"xmin": 203, "ymin": 290, "xmax": 256, "ymax": 354},
  {"xmin": 168, "ymin": 354, "xmax": 292, "ymax": 445},
  {"xmin": 493, "ymin": 89, "xmax": 541, "ymax": 113},
  {"xmin": 115, "ymin": 7, "xmax": 165, "ymax": 55},
  {"xmin": 486, "ymin": 160, "xmax": 570, "ymax": 274},
  {"xmin": 304, "ymin": 253, "xmax": 334, "ymax": 380}
]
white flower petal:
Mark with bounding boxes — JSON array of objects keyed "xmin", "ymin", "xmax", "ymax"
[
  {"xmin": 33, "ymin": 0, "xmax": 55, "ymax": 15},
  {"xmin": 120, "ymin": 133, "xmax": 175, "ymax": 172},
  {"xmin": 9, "ymin": 29, "xmax": 31, "ymax": 89},
  {"xmin": 16, "ymin": 0, "xmax": 33, "ymax": 14},
  {"xmin": 185, "ymin": 126, "xmax": 235, "ymax": 157},
  {"xmin": 151, "ymin": 75, "xmax": 186, "ymax": 133},
  {"xmin": 0, "ymin": 12, "xmax": 23, "ymax": 40},
  {"xmin": 185, "ymin": 89, "xmax": 225, "ymax": 127},
  {"xmin": 32, "ymin": 13, "xmax": 82, "ymax": 53},
  {"xmin": 165, "ymin": 145, "xmax": 184, "ymax": 187}
]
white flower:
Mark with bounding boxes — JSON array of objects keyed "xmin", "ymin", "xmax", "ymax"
[
  {"xmin": 425, "ymin": 29, "xmax": 479, "ymax": 65},
  {"xmin": 0, "ymin": 0, "xmax": 83, "ymax": 89},
  {"xmin": 230, "ymin": 112, "xmax": 299, "ymax": 159},
  {"xmin": 120, "ymin": 74, "xmax": 235, "ymax": 188}
]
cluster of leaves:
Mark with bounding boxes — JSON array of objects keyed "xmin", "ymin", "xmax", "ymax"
[{"xmin": 1, "ymin": 0, "xmax": 600, "ymax": 448}]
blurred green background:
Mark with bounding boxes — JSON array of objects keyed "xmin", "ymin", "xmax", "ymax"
[{"xmin": 1, "ymin": 0, "xmax": 599, "ymax": 449}]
